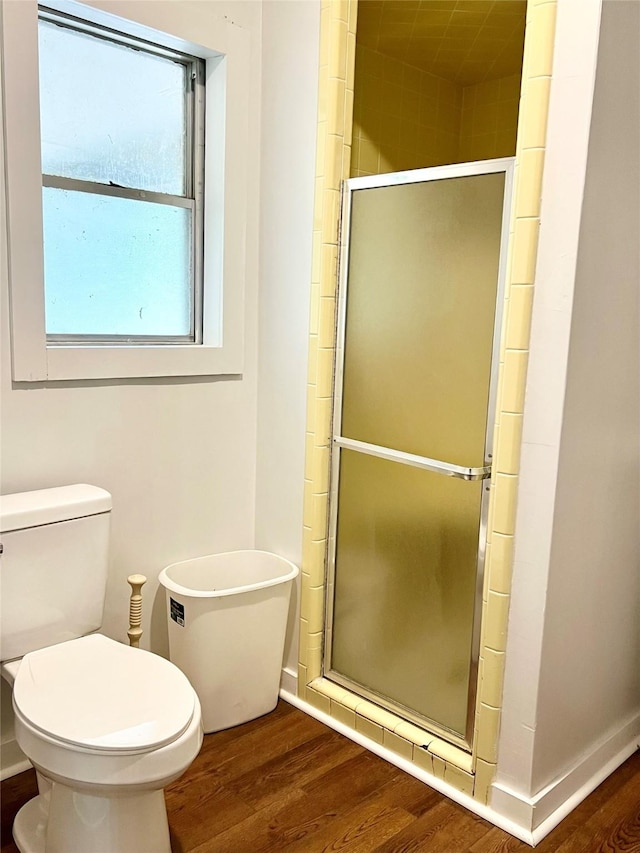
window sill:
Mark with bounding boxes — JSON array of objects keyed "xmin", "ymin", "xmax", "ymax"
[{"xmin": 19, "ymin": 342, "xmax": 244, "ymax": 382}]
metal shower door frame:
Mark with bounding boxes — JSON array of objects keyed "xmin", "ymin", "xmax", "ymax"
[{"xmin": 323, "ymin": 157, "xmax": 515, "ymax": 751}]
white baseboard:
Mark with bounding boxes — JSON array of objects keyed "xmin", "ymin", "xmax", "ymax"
[
  {"xmin": 492, "ymin": 711, "xmax": 640, "ymax": 844},
  {"xmin": 0, "ymin": 739, "xmax": 30, "ymax": 781},
  {"xmin": 279, "ymin": 688, "xmax": 536, "ymax": 846}
]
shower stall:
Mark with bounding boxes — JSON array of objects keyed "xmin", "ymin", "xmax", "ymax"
[{"xmin": 324, "ymin": 158, "xmax": 514, "ymax": 750}]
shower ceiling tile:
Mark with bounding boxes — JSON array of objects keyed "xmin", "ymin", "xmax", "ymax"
[{"xmin": 358, "ymin": 0, "xmax": 526, "ymax": 86}]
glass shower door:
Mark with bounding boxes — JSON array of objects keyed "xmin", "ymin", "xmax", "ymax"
[{"xmin": 324, "ymin": 160, "xmax": 513, "ymax": 748}]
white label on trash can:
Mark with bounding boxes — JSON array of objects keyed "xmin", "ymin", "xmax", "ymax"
[{"xmin": 170, "ymin": 597, "xmax": 185, "ymax": 627}]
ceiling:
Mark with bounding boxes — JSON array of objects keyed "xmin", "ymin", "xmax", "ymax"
[{"xmin": 356, "ymin": 0, "xmax": 527, "ymax": 87}]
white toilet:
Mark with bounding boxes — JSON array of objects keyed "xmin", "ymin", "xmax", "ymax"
[{"xmin": 0, "ymin": 485, "xmax": 203, "ymax": 853}]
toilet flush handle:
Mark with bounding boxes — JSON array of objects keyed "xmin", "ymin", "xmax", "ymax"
[{"xmin": 127, "ymin": 574, "xmax": 147, "ymax": 648}]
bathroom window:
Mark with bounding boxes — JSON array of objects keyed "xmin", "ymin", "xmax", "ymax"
[
  {"xmin": 2, "ymin": 1, "xmax": 249, "ymax": 380},
  {"xmin": 38, "ymin": 10, "xmax": 205, "ymax": 344}
]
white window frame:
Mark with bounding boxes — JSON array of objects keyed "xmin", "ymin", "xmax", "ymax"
[{"xmin": 1, "ymin": 0, "xmax": 249, "ymax": 381}]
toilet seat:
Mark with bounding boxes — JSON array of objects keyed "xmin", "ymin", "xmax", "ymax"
[{"xmin": 13, "ymin": 634, "xmax": 195, "ymax": 753}]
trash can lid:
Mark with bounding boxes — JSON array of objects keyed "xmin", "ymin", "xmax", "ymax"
[{"xmin": 13, "ymin": 634, "xmax": 196, "ymax": 753}]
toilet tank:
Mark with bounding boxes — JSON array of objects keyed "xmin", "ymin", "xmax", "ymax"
[{"xmin": 0, "ymin": 485, "xmax": 112, "ymax": 662}]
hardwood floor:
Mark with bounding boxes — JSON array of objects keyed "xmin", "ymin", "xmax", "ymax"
[{"xmin": 2, "ymin": 701, "xmax": 639, "ymax": 852}]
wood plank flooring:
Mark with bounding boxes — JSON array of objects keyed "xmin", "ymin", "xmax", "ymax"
[{"xmin": 2, "ymin": 701, "xmax": 639, "ymax": 852}]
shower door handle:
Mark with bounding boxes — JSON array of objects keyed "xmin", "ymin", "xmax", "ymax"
[{"xmin": 334, "ymin": 437, "xmax": 491, "ymax": 481}]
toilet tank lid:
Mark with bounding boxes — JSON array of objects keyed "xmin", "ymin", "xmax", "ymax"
[{"xmin": 0, "ymin": 485, "xmax": 112, "ymax": 533}]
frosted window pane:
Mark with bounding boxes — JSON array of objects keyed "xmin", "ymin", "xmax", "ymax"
[
  {"xmin": 38, "ymin": 20, "xmax": 187, "ymax": 195},
  {"xmin": 43, "ymin": 188, "xmax": 192, "ymax": 337},
  {"xmin": 331, "ymin": 450, "xmax": 483, "ymax": 737}
]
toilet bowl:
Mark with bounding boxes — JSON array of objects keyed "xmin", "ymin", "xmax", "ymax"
[{"xmin": 5, "ymin": 634, "xmax": 203, "ymax": 853}]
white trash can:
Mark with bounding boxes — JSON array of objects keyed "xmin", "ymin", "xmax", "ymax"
[{"xmin": 159, "ymin": 550, "xmax": 298, "ymax": 733}]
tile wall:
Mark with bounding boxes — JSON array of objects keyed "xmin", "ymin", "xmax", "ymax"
[
  {"xmin": 460, "ymin": 74, "xmax": 521, "ymax": 162},
  {"xmin": 351, "ymin": 47, "xmax": 521, "ymax": 177},
  {"xmin": 300, "ymin": 0, "xmax": 557, "ymax": 805},
  {"xmin": 350, "ymin": 45, "xmax": 461, "ymax": 175}
]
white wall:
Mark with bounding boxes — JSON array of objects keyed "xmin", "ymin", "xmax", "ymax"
[
  {"xmin": 255, "ymin": 1, "xmax": 320, "ymax": 677},
  {"xmin": 0, "ymin": 0, "xmax": 263, "ymax": 768},
  {"xmin": 530, "ymin": 0, "xmax": 640, "ymax": 793},
  {"xmin": 496, "ymin": 0, "xmax": 640, "ymax": 827},
  {"xmin": 0, "ymin": 0, "xmax": 322, "ymax": 776}
]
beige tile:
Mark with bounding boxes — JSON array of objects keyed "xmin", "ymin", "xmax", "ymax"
[
  {"xmin": 346, "ymin": 32, "xmax": 356, "ymax": 91},
  {"xmin": 308, "ymin": 537, "xmax": 327, "ymax": 586},
  {"xmin": 299, "ymin": 576, "xmax": 311, "ymax": 621},
  {"xmin": 343, "ymin": 90, "xmax": 354, "ymax": 148},
  {"xmin": 492, "ymin": 473, "xmax": 518, "ymax": 535},
  {"xmin": 298, "ymin": 664, "xmax": 308, "ymax": 694},
  {"xmin": 311, "ymin": 677, "xmax": 345, "ymax": 702},
  {"xmin": 473, "ymin": 759, "xmax": 495, "ymax": 805},
  {"xmin": 488, "ymin": 421, "xmax": 499, "ymax": 469},
  {"xmin": 395, "ymin": 721, "xmax": 434, "ymax": 748},
  {"xmin": 501, "ymin": 349, "xmax": 529, "ymax": 414},
  {"xmin": 331, "ymin": 700, "xmax": 356, "ymax": 728},
  {"xmin": 298, "ymin": 620, "xmax": 309, "ymax": 666},
  {"xmin": 302, "ymin": 526, "xmax": 312, "ymax": 571},
  {"xmin": 311, "ymin": 491, "xmax": 329, "ymax": 538},
  {"xmin": 306, "ymin": 395, "xmax": 316, "ymax": 441},
  {"xmin": 527, "ymin": 2, "xmax": 557, "ymax": 79},
  {"xmin": 488, "ymin": 533, "xmax": 514, "ymax": 594},
  {"xmin": 483, "ymin": 590, "xmax": 510, "ymax": 652},
  {"xmin": 318, "ymin": 297, "xmax": 337, "ymax": 349},
  {"xmin": 307, "ymin": 686, "xmax": 331, "ymax": 715},
  {"xmin": 309, "ymin": 632, "xmax": 323, "ymax": 653},
  {"xmin": 316, "ymin": 347, "xmax": 335, "ymax": 398},
  {"xmin": 305, "ymin": 584, "xmax": 326, "ymax": 636},
  {"xmin": 304, "ymin": 432, "xmax": 314, "ymax": 480},
  {"xmin": 412, "ymin": 745, "xmax": 433, "ymax": 774},
  {"xmin": 475, "ymin": 703, "xmax": 501, "ymax": 764},
  {"xmin": 432, "ymin": 755, "xmax": 446, "ymax": 780},
  {"xmin": 329, "ymin": 78, "xmax": 347, "ymax": 137},
  {"xmin": 328, "ymin": 18, "xmax": 348, "ymax": 81},
  {"xmin": 515, "ymin": 148, "xmax": 545, "ymax": 219},
  {"xmin": 354, "ymin": 700, "xmax": 400, "ymax": 731},
  {"xmin": 505, "ymin": 284, "xmax": 534, "ymax": 351},
  {"xmin": 309, "ymin": 272, "xmax": 320, "ymax": 333},
  {"xmin": 480, "ymin": 647, "xmax": 505, "ymax": 709},
  {"xmin": 341, "ymin": 141, "xmax": 353, "ymax": 181},
  {"xmin": 324, "ymin": 135, "xmax": 342, "ymax": 189},
  {"xmin": 519, "ymin": 76, "xmax": 551, "ymax": 150},
  {"xmin": 495, "ymin": 412, "xmax": 523, "ymax": 475},
  {"xmin": 445, "ymin": 764, "xmax": 474, "ymax": 796},
  {"xmin": 307, "ymin": 643, "xmax": 322, "ymax": 675},
  {"xmin": 314, "ymin": 396, "xmax": 333, "ymax": 447},
  {"xmin": 302, "ymin": 478, "xmax": 313, "ymax": 529},
  {"xmin": 311, "ymin": 231, "xmax": 322, "ymax": 287},
  {"xmin": 333, "ymin": 689, "xmax": 361, "ymax": 712},
  {"xmin": 307, "ymin": 336, "xmax": 319, "ymax": 386},
  {"xmin": 511, "ymin": 217, "xmax": 540, "ymax": 285},
  {"xmin": 321, "ymin": 188, "xmax": 341, "ymax": 244},
  {"xmin": 427, "ymin": 740, "xmax": 473, "ymax": 773},
  {"xmin": 319, "ymin": 243, "xmax": 338, "ymax": 298},
  {"xmin": 383, "ymin": 730, "xmax": 413, "ymax": 760},
  {"xmin": 484, "ymin": 480, "xmax": 496, "ymax": 548},
  {"xmin": 355, "ymin": 714, "xmax": 384, "ymax": 744}
]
